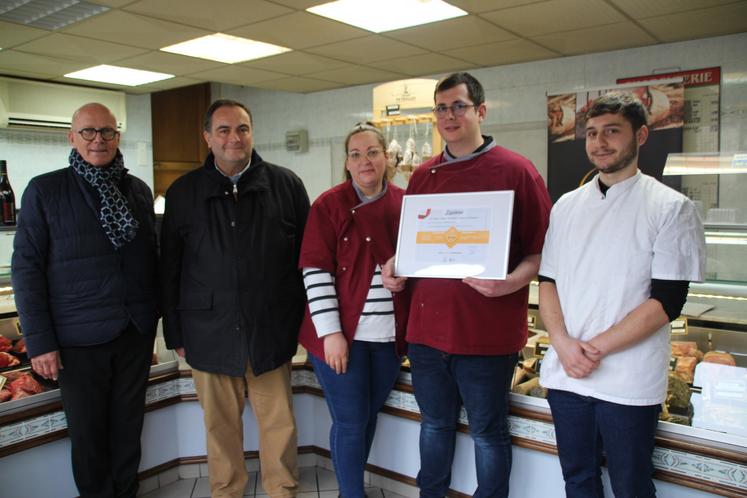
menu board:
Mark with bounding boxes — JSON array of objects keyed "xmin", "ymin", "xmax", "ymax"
[{"xmin": 618, "ymin": 67, "xmax": 721, "ymax": 153}]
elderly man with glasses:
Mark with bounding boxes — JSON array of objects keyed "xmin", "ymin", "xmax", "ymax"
[
  {"xmin": 12, "ymin": 102, "xmax": 159, "ymax": 498},
  {"xmin": 383, "ymin": 72, "xmax": 552, "ymax": 498}
]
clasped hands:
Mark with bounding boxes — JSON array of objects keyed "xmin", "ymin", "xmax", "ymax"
[{"xmin": 553, "ymin": 334, "xmax": 604, "ymax": 379}]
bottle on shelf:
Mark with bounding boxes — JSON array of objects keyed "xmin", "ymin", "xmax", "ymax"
[{"xmin": 0, "ymin": 160, "xmax": 16, "ymax": 226}]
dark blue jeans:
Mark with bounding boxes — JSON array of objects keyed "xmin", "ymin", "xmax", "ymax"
[
  {"xmin": 547, "ymin": 389, "xmax": 661, "ymax": 498},
  {"xmin": 311, "ymin": 340, "xmax": 402, "ymax": 498},
  {"xmin": 408, "ymin": 343, "xmax": 518, "ymax": 498}
]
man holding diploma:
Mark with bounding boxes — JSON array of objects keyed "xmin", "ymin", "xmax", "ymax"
[{"xmin": 383, "ymin": 72, "xmax": 552, "ymax": 497}]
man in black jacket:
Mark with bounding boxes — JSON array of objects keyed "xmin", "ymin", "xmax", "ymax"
[
  {"xmin": 161, "ymin": 99, "xmax": 310, "ymax": 498},
  {"xmin": 12, "ymin": 103, "xmax": 159, "ymax": 498}
]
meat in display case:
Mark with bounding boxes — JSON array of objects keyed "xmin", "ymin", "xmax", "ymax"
[{"xmin": 0, "ymin": 315, "xmax": 178, "ymax": 416}]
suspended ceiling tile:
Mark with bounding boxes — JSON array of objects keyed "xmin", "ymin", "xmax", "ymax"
[
  {"xmin": 0, "ymin": 65, "xmax": 52, "ymax": 80},
  {"xmin": 87, "ymin": 0, "xmax": 135, "ymax": 7},
  {"xmin": 129, "ymin": 76, "xmax": 207, "ymax": 94},
  {"xmin": 187, "ymin": 64, "xmax": 288, "ymax": 86},
  {"xmin": 116, "ymin": 51, "xmax": 225, "ymax": 76},
  {"xmin": 0, "ymin": 49, "xmax": 88, "ymax": 78},
  {"xmin": 531, "ymin": 21, "xmax": 657, "ymax": 55},
  {"xmin": 306, "ymin": 64, "xmax": 406, "ymax": 86},
  {"xmin": 251, "ymin": 76, "xmax": 346, "ymax": 93},
  {"xmin": 608, "ymin": 0, "xmax": 737, "ymax": 19},
  {"xmin": 386, "ymin": 16, "xmax": 515, "ymax": 51},
  {"xmin": 123, "ymin": 0, "xmax": 293, "ymax": 32},
  {"xmin": 482, "ymin": 0, "xmax": 626, "ymax": 37},
  {"xmin": 227, "ymin": 11, "xmax": 369, "ymax": 50},
  {"xmin": 52, "ymin": 75, "xmax": 137, "ymax": 91},
  {"xmin": 13, "ymin": 33, "xmax": 149, "ymax": 63},
  {"xmin": 61, "ymin": 10, "xmax": 210, "ymax": 50},
  {"xmin": 306, "ymin": 36, "xmax": 427, "ymax": 64},
  {"xmin": 240, "ymin": 51, "xmax": 349, "ymax": 76},
  {"xmin": 261, "ymin": 0, "xmax": 322, "ymax": 8},
  {"xmin": 448, "ymin": 0, "xmax": 548, "ymax": 13},
  {"xmin": 443, "ymin": 38, "xmax": 559, "ymax": 67},
  {"xmin": 637, "ymin": 3, "xmax": 747, "ymax": 42},
  {"xmin": 367, "ymin": 52, "xmax": 475, "ymax": 78},
  {"xmin": 0, "ymin": 20, "xmax": 49, "ymax": 49}
]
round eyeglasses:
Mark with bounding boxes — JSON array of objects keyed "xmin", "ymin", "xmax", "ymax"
[
  {"xmin": 77, "ymin": 127, "xmax": 119, "ymax": 141},
  {"xmin": 431, "ymin": 102, "xmax": 478, "ymax": 118}
]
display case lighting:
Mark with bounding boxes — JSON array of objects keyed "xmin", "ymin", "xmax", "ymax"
[{"xmin": 663, "ymin": 152, "xmax": 747, "ymax": 175}]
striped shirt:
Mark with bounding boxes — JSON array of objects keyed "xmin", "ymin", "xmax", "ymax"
[{"xmin": 303, "ymin": 264, "xmax": 395, "ymax": 342}]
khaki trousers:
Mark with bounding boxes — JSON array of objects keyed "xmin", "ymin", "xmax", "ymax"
[{"xmin": 193, "ymin": 363, "xmax": 298, "ymax": 498}]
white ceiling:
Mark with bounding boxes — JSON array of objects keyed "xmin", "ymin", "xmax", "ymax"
[{"xmin": 0, "ymin": 0, "xmax": 746, "ymax": 94}]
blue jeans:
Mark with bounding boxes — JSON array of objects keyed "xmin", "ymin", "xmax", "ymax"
[
  {"xmin": 408, "ymin": 343, "xmax": 517, "ymax": 498},
  {"xmin": 547, "ymin": 389, "xmax": 661, "ymax": 498},
  {"xmin": 311, "ymin": 340, "xmax": 402, "ymax": 498}
]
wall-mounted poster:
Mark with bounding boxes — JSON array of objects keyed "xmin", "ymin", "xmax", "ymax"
[
  {"xmin": 617, "ymin": 68, "xmax": 721, "ymax": 214},
  {"xmin": 618, "ymin": 67, "xmax": 721, "ymax": 153},
  {"xmin": 546, "ymin": 80, "xmax": 685, "ymax": 202}
]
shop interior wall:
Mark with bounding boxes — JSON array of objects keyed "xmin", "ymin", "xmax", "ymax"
[
  {"xmin": 216, "ymin": 33, "xmax": 747, "ymax": 209},
  {"xmin": 0, "ymin": 93, "xmax": 154, "ymax": 201},
  {"xmin": 1, "ymin": 33, "xmax": 744, "ymax": 210}
]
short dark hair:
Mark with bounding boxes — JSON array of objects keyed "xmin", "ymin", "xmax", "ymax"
[
  {"xmin": 203, "ymin": 99, "xmax": 253, "ymax": 131},
  {"xmin": 584, "ymin": 91, "xmax": 648, "ymax": 132},
  {"xmin": 434, "ymin": 72, "xmax": 485, "ymax": 106}
]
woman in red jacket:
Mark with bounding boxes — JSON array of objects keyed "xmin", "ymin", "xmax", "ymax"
[{"xmin": 298, "ymin": 122, "xmax": 408, "ymax": 498}]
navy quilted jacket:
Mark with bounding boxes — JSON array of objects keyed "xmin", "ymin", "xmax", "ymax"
[{"xmin": 12, "ymin": 166, "xmax": 159, "ymax": 357}]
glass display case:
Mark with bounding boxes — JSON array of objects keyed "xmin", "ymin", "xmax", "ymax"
[{"xmin": 663, "ymin": 152, "xmax": 747, "ymax": 285}]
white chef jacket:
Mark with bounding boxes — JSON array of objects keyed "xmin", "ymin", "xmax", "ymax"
[{"xmin": 539, "ymin": 170, "xmax": 705, "ymax": 405}]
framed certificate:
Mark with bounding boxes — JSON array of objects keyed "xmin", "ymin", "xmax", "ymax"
[{"xmin": 394, "ymin": 190, "xmax": 514, "ymax": 279}]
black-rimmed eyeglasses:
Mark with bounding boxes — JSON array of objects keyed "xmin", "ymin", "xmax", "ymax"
[
  {"xmin": 432, "ymin": 103, "xmax": 478, "ymax": 118},
  {"xmin": 77, "ymin": 127, "xmax": 119, "ymax": 141}
]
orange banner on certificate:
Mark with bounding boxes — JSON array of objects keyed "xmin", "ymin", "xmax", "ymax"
[{"xmin": 416, "ymin": 226, "xmax": 490, "ymax": 248}]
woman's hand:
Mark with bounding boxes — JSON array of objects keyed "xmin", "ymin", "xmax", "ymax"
[
  {"xmin": 382, "ymin": 256, "xmax": 407, "ymax": 292},
  {"xmin": 324, "ymin": 332, "xmax": 349, "ymax": 374}
]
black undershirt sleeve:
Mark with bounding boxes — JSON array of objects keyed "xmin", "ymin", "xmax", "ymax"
[
  {"xmin": 650, "ymin": 279, "xmax": 690, "ymax": 322},
  {"xmin": 538, "ymin": 276, "xmax": 687, "ymax": 322}
]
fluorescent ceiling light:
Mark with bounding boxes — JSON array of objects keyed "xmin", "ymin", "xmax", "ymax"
[
  {"xmin": 307, "ymin": 0, "xmax": 467, "ymax": 33},
  {"xmin": 64, "ymin": 65, "xmax": 174, "ymax": 86},
  {"xmin": 161, "ymin": 33, "xmax": 291, "ymax": 64}
]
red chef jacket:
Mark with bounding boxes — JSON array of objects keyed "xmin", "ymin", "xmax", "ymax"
[
  {"xmin": 298, "ymin": 181, "xmax": 408, "ymax": 359},
  {"xmin": 405, "ymin": 144, "xmax": 552, "ymax": 355}
]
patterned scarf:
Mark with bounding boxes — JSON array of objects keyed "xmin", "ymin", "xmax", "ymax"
[{"xmin": 69, "ymin": 148, "xmax": 139, "ymax": 249}]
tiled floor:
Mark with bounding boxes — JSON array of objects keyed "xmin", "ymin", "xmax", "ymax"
[{"xmin": 141, "ymin": 466, "xmax": 408, "ymax": 498}]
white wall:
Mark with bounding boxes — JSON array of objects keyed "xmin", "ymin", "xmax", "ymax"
[
  {"xmin": 3, "ymin": 33, "xmax": 743, "ymax": 208},
  {"xmin": 215, "ymin": 32, "xmax": 747, "ymax": 205},
  {"xmin": 0, "ymin": 93, "xmax": 154, "ymax": 203}
]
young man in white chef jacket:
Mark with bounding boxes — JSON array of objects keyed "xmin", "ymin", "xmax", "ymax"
[{"xmin": 538, "ymin": 91, "xmax": 705, "ymax": 498}]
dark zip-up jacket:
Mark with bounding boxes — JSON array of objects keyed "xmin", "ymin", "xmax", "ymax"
[
  {"xmin": 160, "ymin": 151, "xmax": 310, "ymax": 377},
  {"xmin": 12, "ymin": 166, "xmax": 159, "ymax": 358}
]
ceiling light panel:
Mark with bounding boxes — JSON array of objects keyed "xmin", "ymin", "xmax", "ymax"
[
  {"xmin": 161, "ymin": 33, "xmax": 291, "ymax": 63},
  {"xmin": 307, "ymin": 0, "xmax": 467, "ymax": 33},
  {"xmin": 0, "ymin": 0, "xmax": 109, "ymax": 30},
  {"xmin": 65, "ymin": 64, "xmax": 174, "ymax": 86}
]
